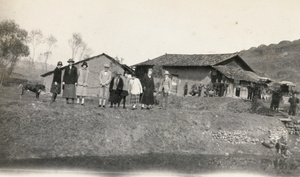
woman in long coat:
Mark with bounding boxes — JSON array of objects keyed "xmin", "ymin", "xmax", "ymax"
[
  {"xmin": 62, "ymin": 58, "xmax": 78, "ymax": 104},
  {"xmin": 141, "ymin": 68, "xmax": 155, "ymax": 109},
  {"xmin": 118, "ymin": 71, "xmax": 130, "ymax": 109},
  {"xmin": 50, "ymin": 61, "xmax": 63, "ymax": 102},
  {"xmin": 109, "ymin": 71, "xmax": 123, "ymax": 108},
  {"xmin": 76, "ymin": 61, "xmax": 89, "ymax": 105}
]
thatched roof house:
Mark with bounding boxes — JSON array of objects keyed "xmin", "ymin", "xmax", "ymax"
[{"xmin": 134, "ymin": 53, "xmax": 261, "ymax": 98}]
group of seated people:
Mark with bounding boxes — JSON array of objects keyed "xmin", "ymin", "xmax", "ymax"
[{"xmin": 185, "ymin": 81, "xmax": 228, "ymax": 97}]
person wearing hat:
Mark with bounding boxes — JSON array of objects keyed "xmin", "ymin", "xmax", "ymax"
[
  {"xmin": 129, "ymin": 73, "xmax": 143, "ymax": 110},
  {"xmin": 158, "ymin": 70, "xmax": 172, "ymax": 110},
  {"xmin": 76, "ymin": 61, "xmax": 89, "ymax": 105},
  {"xmin": 109, "ymin": 71, "xmax": 123, "ymax": 108},
  {"xmin": 141, "ymin": 68, "xmax": 155, "ymax": 109},
  {"xmin": 50, "ymin": 61, "xmax": 63, "ymax": 102},
  {"xmin": 62, "ymin": 58, "xmax": 78, "ymax": 104},
  {"xmin": 98, "ymin": 64, "xmax": 112, "ymax": 107},
  {"xmin": 118, "ymin": 71, "xmax": 130, "ymax": 109}
]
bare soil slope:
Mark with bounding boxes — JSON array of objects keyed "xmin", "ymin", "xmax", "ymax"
[{"xmin": 0, "ymin": 87, "xmax": 296, "ymax": 160}]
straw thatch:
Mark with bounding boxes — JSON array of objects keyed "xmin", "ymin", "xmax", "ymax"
[{"xmin": 213, "ymin": 65, "xmax": 260, "ymax": 83}]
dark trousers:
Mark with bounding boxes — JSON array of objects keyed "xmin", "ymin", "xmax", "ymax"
[
  {"xmin": 247, "ymin": 92, "xmax": 253, "ymax": 100},
  {"xmin": 270, "ymin": 99, "xmax": 279, "ymax": 110},
  {"xmin": 52, "ymin": 93, "xmax": 57, "ymax": 102},
  {"xmin": 289, "ymin": 106, "xmax": 297, "ymax": 116},
  {"xmin": 118, "ymin": 96, "xmax": 127, "ymax": 108},
  {"xmin": 198, "ymin": 89, "xmax": 202, "ymax": 97}
]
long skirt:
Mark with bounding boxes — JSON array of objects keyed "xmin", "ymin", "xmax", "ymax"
[
  {"xmin": 130, "ymin": 94, "xmax": 140, "ymax": 104},
  {"xmin": 141, "ymin": 89, "xmax": 154, "ymax": 105},
  {"xmin": 109, "ymin": 90, "xmax": 121, "ymax": 104},
  {"xmin": 77, "ymin": 85, "xmax": 88, "ymax": 96},
  {"xmin": 63, "ymin": 84, "xmax": 76, "ymax": 99},
  {"xmin": 50, "ymin": 82, "xmax": 61, "ymax": 94}
]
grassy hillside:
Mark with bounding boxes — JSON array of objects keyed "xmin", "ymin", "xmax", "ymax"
[
  {"xmin": 0, "ymin": 86, "xmax": 295, "ymax": 160},
  {"xmin": 239, "ymin": 39, "xmax": 300, "ymax": 90}
]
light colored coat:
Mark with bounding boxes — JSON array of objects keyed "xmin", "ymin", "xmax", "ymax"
[
  {"xmin": 159, "ymin": 77, "xmax": 172, "ymax": 93},
  {"xmin": 77, "ymin": 68, "xmax": 89, "ymax": 86},
  {"xmin": 99, "ymin": 70, "xmax": 112, "ymax": 88},
  {"xmin": 129, "ymin": 78, "xmax": 143, "ymax": 95}
]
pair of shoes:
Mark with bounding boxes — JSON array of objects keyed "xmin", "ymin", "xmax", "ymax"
[
  {"xmin": 103, "ymin": 105, "xmax": 105, "ymax": 108},
  {"xmin": 123, "ymin": 107, "xmax": 126, "ymax": 109},
  {"xmin": 81, "ymin": 104, "xmax": 84, "ymax": 106},
  {"xmin": 98, "ymin": 105, "xmax": 102, "ymax": 107}
]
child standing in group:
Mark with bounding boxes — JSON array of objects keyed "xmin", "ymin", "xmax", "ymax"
[
  {"xmin": 159, "ymin": 71, "xmax": 172, "ymax": 110},
  {"xmin": 129, "ymin": 73, "xmax": 143, "ymax": 110}
]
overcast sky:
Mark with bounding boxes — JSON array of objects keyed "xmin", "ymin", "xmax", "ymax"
[{"xmin": 1, "ymin": 0, "xmax": 300, "ymax": 66}]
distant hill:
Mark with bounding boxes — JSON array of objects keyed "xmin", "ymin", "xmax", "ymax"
[
  {"xmin": 8, "ymin": 40, "xmax": 300, "ymax": 90},
  {"xmin": 12, "ymin": 60, "xmax": 56, "ymax": 82},
  {"xmin": 239, "ymin": 39, "xmax": 300, "ymax": 90}
]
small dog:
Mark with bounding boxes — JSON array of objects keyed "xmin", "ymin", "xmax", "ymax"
[{"xmin": 20, "ymin": 83, "xmax": 46, "ymax": 99}]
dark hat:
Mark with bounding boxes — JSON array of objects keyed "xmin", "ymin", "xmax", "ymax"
[
  {"xmin": 132, "ymin": 73, "xmax": 137, "ymax": 77},
  {"xmin": 67, "ymin": 58, "xmax": 75, "ymax": 63},
  {"xmin": 81, "ymin": 61, "xmax": 88, "ymax": 67},
  {"xmin": 57, "ymin": 61, "xmax": 63, "ymax": 66}
]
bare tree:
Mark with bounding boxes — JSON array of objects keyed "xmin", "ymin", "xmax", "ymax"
[
  {"xmin": 27, "ymin": 29, "xmax": 43, "ymax": 66},
  {"xmin": 115, "ymin": 56, "xmax": 124, "ymax": 64},
  {"xmin": 68, "ymin": 33, "xmax": 83, "ymax": 60},
  {"xmin": 40, "ymin": 35, "xmax": 57, "ymax": 71},
  {"xmin": 68, "ymin": 33, "xmax": 93, "ymax": 61},
  {"xmin": 78, "ymin": 42, "xmax": 93, "ymax": 60}
]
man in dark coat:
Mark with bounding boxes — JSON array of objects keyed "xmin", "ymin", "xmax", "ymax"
[
  {"xmin": 288, "ymin": 93, "xmax": 299, "ymax": 116},
  {"xmin": 50, "ymin": 61, "xmax": 63, "ymax": 102},
  {"xmin": 141, "ymin": 68, "xmax": 155, "ymax": 109},
  {"xmin": 247, "ymin": 84, "xmax": 254, "ymax": 100},
  {"xmin": 62, "ymin": 58, "xmax": 78, "ymax": 104},
  {"xmin": 109, "ymin": 71, "xmax": 123, "ymax": 108},
  {"xmin": 270, "ymin": 90, "xmax": 282, "ymax": 111}
]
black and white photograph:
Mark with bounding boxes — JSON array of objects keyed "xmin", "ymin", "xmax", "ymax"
[{"xmin": 0, "ymin": 0, "xmax": 300, "ymax": 176}]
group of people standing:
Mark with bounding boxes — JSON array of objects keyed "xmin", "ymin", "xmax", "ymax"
[
  {"xmin": 51, "ymin": 58, "xmax": 89, "ymax": 105},
  {"xmin": 49, "ymin": 59, "xmax": 160, "ymax": 110}
]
